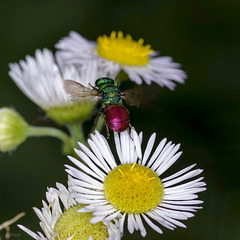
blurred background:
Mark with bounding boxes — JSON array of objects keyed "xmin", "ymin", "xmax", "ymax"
[{"xmin": 0, "ymin": 0, "xmax": 239, "ymax": 239}]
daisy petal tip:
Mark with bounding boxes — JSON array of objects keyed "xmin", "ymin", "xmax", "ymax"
[
  {"xmin": 77, "ymin": 208, "xmax": 87, "ymax": 213},
  {"xmin": 140, "ymin": 230, "xmax": 147, "ymax": 237},
  {"xmin": 90, "ymin": 216, "xmax": 104, "ymax": 224},
  {"xmin": 17, "ymin": 224, "xmax": 23, "ymax": 229}
]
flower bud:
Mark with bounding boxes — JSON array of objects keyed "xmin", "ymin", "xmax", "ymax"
[{"xmin": 0, "ymin": 108, "xmax": 29, "ymax": 152}]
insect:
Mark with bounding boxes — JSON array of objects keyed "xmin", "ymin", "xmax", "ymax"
[{"xmin": 64, "ymin": 77, "xmax": 141, "ymax": 138}]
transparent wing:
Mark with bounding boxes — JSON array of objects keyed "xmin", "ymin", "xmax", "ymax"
[
  {"xmin": 121, "ymin": 85, "xmax": 142, "ymax": 107},
  {"xmin": 64, "ymin": 80, "xmax": 100, "ymax": 103}
]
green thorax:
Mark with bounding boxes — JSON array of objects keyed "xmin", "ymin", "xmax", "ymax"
[{"xmin": 95, "ymin": 77, "xmax": 123, "ymax": 106}]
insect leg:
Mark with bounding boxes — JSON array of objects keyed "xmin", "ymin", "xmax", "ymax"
[
  {"xmin": 89, "ymin": 107, "xmax": 104, "ymax": 136},
  {"xmin": 105, "ymin": 122, "xmax": 110, "ymax": 139},
  {"xmin": 114, "ymin": 70, "xmax": 124, "ymax": 86},
  {"xmin": 126, "ymin": 123, "xmax": 134, "ymax": 140}
]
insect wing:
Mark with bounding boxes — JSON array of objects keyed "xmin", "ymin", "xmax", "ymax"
[
  {"xmin": 121, "ymin": 85, "xmax": 142, "ymax": 107},
  {"xmin": 64, "ymin": 80, "xmax": 100, "ymax": 103}
]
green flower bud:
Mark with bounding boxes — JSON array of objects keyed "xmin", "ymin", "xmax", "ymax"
[{"xmin": 0, "ymin": 108, "xmax": 29, "ymax": 152}]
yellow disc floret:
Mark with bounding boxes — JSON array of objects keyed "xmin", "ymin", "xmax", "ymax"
[
  {"xmin": 97, "ymin": 31, "xmax": 154, "ymax": 66},
  {"xmin": 54, "ymin": 204, "xmax": 109, "ymax": 240},
  {"xmin": 104, "ymin": 163, "xmax": 164, "ymax": 213}
]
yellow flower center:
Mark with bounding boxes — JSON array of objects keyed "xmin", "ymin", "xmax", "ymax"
[
  {"xmin": 46, "ymin": 103, "xmax": 95, "ymax": 125},
  {"xmin": 97, "ymin": 31, "xmax": 153, "ymax": 66},
  {"xmin": 54, "ymin": 204, "xmax": 109, "ymax": 240},
  {"xmin": 103, "ymin": 163, "xmax": 164, "ymax": 213}
]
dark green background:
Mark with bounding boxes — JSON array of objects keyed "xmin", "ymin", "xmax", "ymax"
[{"xmin": 0, "ymin": 0, "xmax": 239, "ymax": 239}]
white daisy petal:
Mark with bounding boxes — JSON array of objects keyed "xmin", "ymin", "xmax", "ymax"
[
  {"xmin": 164, "ymin": 182, "xmax": 206, "ymax": 195},
  {"xmin": 162, "ymin": 164, "xmax": 197, "ymax": 182},
  {"xmin": 90, "ymin": 204, "xmax": 117, "ymax": 212},
  {"xmin": 159, "ymin": 213, "xmax": 187, "ymax": 228},
  {"xmin": 142, "ymin": 214, "xmax": 163, "ymax": 234},
  {"xmin": 156, "ymin": 207, "xmax": 194, "ymax": 219},
  {"xmin": 150, "ymin": 141, "xmax": 173, "ymax": 170},
  {"xmin": 160, "ymin": 202, "xmax": 202, "ymax": 212},
  {"xmin": 155, "ymin": 152, "xmax": 183, "ymax": 176},
  {"xmin": 127, "ymin": 213, "xmax": 135, "ymax": 233},
  {"xmin": 135, "ymin": 214, "xmax": 147, "ymax": 237},
  {"xmin": 88, "ymin": 139, "xmax": 112, "ymax": 173},
  {"xmin": 129, "ymin": 130, "xmax": 136, "ymax": 163},
  {"xmin": 92, "ymin": 208, "xmax": 118, "ymax": 218},
  {"xmin": 146, "ymin": 138, "xmax": 167, "ymax": 168},
  {"xmin": 65, "ymin": 165, "xmax": 103, "ymax": 189},
  {"xmin": 18, "ymin": 224, "xmax": 43, "ymax": 240},
  {"xmin": 91, "ymin": 133, "xmax": 117, "ymax": 169},
  {"xmin": 103, "ymin": 210, "xmax": 122, "ymax": 222},
  {"xmin": 90, "ymin": 215, "xmax": 107, "ymax": 224},
  {"xmin": 163, "ymin": 169, "xmax": 203, "ymax": 188},
  {"xmin": 119, "ymin": 212, "xmax": 126, "ymax": 233},
  {"xmin": 162, "ymin": 199, "xmax": 204, "ymax": 205},
  {"xmin": 146, "ymin": 211, "xmax": 175, "ymax": 230},
  {"xmin": 114, "ymin": 131, "xmax": 123, "ymax": 162},
  {"xmin": 159, "ymin": 144, "xmax": 181, "ymax": 168},
  {"xmin": 69, "ymin": 154, "xmax": 105, "ymax": 181},
  {"xmin": 119, "ymin": 131, "xmax": 126, "ymax": 164},
  {"xmin": 75, "ymin": 198, "xmax": 107, "ymax": 205},
  {"xmin": 142, "ymin": 132, "xmax": 156, "ymax": 166},
  {"xmin": 132, "ymin": 129, "xmax": 142, "ymax": 160},
  {"xmin": 163, "ymin": 193, "xmax": 199, "ymax": 201},
  {"xmin": 68, "ymin": 176, "xmax": 103, "ymax": 191},
  {"xmin": 69, "ymin": 185, "xmax": 103, "ymax": 195},
  {"xmin": 78, "ymin": 142, "xmax": 110, "ymax": 174},
  {"xmin": 123, "ymin": 131, "xmax": 130, "ymax": 164}
]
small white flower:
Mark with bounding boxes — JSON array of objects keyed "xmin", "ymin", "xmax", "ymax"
[
  {"xmin": 18, "ymin": 183, "xmax": 121, "ymax": 240},
  {"xmin": 66, "ymin": 129, "xmax": 206, "ymax": 237},
  {"xmin": 9, "ymin": 49, "xmax": 100, "ymax": 124},
  {"xmin": 56, "ymin": 31, "xmax": 187, "ymax": 90}
]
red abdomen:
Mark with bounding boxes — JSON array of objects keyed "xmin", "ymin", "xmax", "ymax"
[{"xmin": 104, "ymin": 104, "xmax": 130, "ymax": 132}]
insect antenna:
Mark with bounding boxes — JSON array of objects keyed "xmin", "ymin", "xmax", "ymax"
[{"xmin": 114, "ymin": 70, "xmax": 125, "ymax": 86}]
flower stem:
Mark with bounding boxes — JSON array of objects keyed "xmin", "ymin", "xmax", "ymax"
[
  {"xmin": 66, "ymin": 121, "xmax": 87, "ymax": 146},
  {"xmin": 27, "ymin": 126, "xmax": 74, "ymax": 154},
  {"xmin": 95, "ymin": 115, "xmax": 105, "ymax": 133}
]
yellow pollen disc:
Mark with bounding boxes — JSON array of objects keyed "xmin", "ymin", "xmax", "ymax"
[
  {"xmin": 103, "ymin": 163, "xmax": 164, "ymax": 214},
  {"xmin": 97, "ymin": 31, "xmax": 154, "ymax": 66},
  {"xmin": 54, "ymin": 204, "xmax": 109, "ymax": 240}
]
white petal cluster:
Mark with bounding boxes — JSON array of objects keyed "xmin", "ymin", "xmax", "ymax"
[
  {"xmin": 66, "ymin": 129, "xmax": 206, "ymax": 237},
  {"xmin": 56, "ymin": 31, "xmax": 187, "ymax": 90},
  {"xmin": 18, "ymin": 183, "xmax": 76, "ymax": 240},
  {"xmin": 9, "ymin": 49, "xmax": 98, "ymax": 110},
  {"xmin": 18, "ymin": 183, "xmax": 121, "ymax": 240}
]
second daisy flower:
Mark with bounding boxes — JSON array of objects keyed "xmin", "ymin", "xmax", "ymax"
[{"xmin": 66, "ymin": 129, "xmax": 206, "ymax": 237}]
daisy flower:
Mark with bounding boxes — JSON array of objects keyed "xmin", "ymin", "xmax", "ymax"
[
  {"xmin": 66, "ymin": 129, "xmax": 206, "ymax": 237},
  {"xmin": 18, "ymin": 183, "xmax": 121, "ymax": 240},
  {"xmin": 9, "ymin": 49, "xmax": 100, "ymax": 125},
  {"xmin": 55, "ymin": 31, "xmax": 187, "ymax": 90}
]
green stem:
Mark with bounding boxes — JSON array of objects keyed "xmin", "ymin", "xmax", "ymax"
[
  {"xmin": 27, "ymin": 126, "xmax": 74, "ymax": 154},
  {"xmin": 95, "ymin": 115, "xmax": 105, "ymax": 133},
  {"xmin": 66, "ymin": 121, "xmax": 87, "ymax": 146},
  {"xmin": 27, "ymin": 126, "xmax": 70, "ymax": 142}
]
